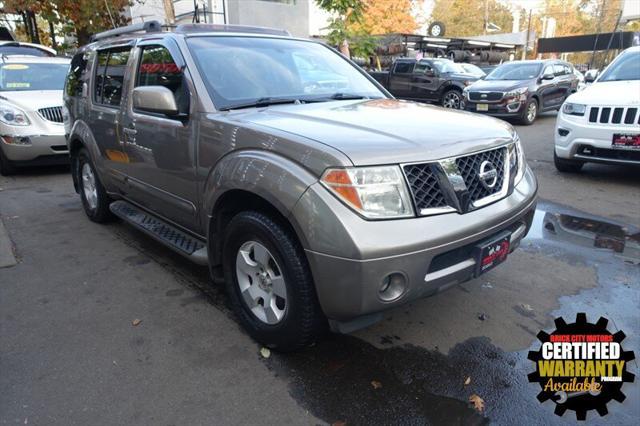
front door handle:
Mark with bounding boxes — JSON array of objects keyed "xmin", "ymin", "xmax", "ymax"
[{"xmin": 123, "ymin": 128, "xmax": 137, "ymax": 136}]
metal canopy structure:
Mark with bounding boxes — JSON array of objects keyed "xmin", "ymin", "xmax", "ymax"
[{"xmin": 538, "ymin": 32, "xmax": 638, "ymax": 53}]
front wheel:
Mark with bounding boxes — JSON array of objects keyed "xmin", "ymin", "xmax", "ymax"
[
  {"xmin": 554, "ymin": 150, "xmax": 584, "ymax": 173},
  {"xmin": 519, "ymin": 98, "xmax": 538, "ymax": 125},
  {"xmin": 77, "ymin": 148, "xmax": 114, "ymax": 223},
  {"xmin": 222, "ymin": 211, "xmax": 326, "ymax": 351},
  {"xmin": 442, "ymin": 89, "xmax": 462, "ymax": 109}
]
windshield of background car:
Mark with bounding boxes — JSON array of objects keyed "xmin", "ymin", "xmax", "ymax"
[
  {"xmin": 431, "ymin": 59, "xmax": 465, "ymax": 74},
  {"xmin": 186, "ymin": 36, "xmax": 385, "ymax": 109},
  {"xmin": 460, "ymin": 63, "xmax": 485, "ymax": 77},
  {"xmin": 0, "ymin": 45, "xmax": 53, "ymax": 57},
  {"xmin": 598, "ymin": 50, "xmax": 640, "ymax": 82},
  {"xmin": 485, "ymin": 63, "xmax": 542, "ymax": 80},
  {"xmin": 0, "ymin": 63, "xmax": 69, "ymax": 91}
]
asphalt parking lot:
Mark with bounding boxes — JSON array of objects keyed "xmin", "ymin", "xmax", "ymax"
[{"xmin": 1, "ymin": 111, "xmax": 639, "ymax": 425}]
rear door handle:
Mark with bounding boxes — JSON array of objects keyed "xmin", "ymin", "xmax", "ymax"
[{"xmin": 123, "ymin": 128, "xmax": 137, "ymax": 135}]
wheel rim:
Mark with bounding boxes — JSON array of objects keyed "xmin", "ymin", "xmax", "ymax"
[
  {"xmin": 235, "ymin": 241, "xmax": 287, "ymax": 325},
  {"xmin": 443, "ymin": 92, "xmax": 460, "ymax": 109},
  {"xmin": 527, "ymin": 102, "xmax": 537, "ymax": 122},
  {"xmin": 81, "ymin": 163, "xmax": 98, "ymax": 210}
]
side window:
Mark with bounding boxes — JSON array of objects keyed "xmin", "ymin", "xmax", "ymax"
[
  {"xmin": 553, "ymin": 64, "xmax": 565, "ymax": 76},
  {"xmin": 563, "ymin": 65, "xmax": 572, "ymax": 75},
  {"xmin": 394, "ymin": 62, "xmax": 414, "ymax": 74},
  {"xmin": 543, "ymin": 65, "xmax": 554, "ymax": 77},
  {"xmin": 136, "ymin": 45, "xmax": 188, "ymax": 114},
  {"xmin": 414, "ymin": 62, "xmax": 432, "ymax": 74},
  {"xmin": 66, "ymin": 51, "xmax": 88, "ymax": 97},
  {"xmin": 93, "ymin": 48, "xmax": 131, "ymax": 107}
]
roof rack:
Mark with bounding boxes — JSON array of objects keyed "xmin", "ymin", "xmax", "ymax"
[
  {"xmin": 91, "ymin": 20, "xmax": 162, "ymax": 42},
  {"xmin": 174, "ymin": 23, "xmax": 290, "ymax": 37}
]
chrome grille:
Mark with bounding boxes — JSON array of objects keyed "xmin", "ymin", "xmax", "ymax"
[
  {"xmin": 38, "ymin": 106, "xmax": 64, "ymax": 123},
  {"xmin": 455, "ymin": 147, "xmax": 506, "ymax": 202},
  {"xmin": 588, "ymin": 106, "xmax": 639, "ymax": 125},
  {"xmin": 402, "ymin": 163, "xmax": 448, "ymax": 211},
  {"xmin": 468, "ymin": 91, "xmax": 503, "ymax": 102}
]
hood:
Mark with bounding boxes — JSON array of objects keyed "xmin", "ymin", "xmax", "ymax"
[
  {"xmin": 225, "ymin": 99, "xmax": 515, "ymax": 166},
  {"xmin": 444, "ymin": 72, "xmax": 480, "ymax": 81},
  {"xmin": 0, "ymin": 90, "xmax": 64, "ymax": 111},
  {"xmin": 566, "ymin": 80, "xmax": 640, "ymax": 106},
  {"xmin": 468, "ymin": 79, "xmax": 531, "ymax": 92}
]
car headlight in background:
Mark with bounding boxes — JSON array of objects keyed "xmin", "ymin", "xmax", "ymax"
[
  {"xmin": 562, "ymin": 102, "xmax": 586, "ymax": 116},
  {"xmin": 0, "ymin": 101, "xmax": 30, "ymax": 126},
  {"xmin": 504, "ymin": 87, "xmax": 528, "ymax": 100},
  {"xmin": 321, "ymin": 166, "xmax": 414, "ymax": 219},
  {"xmin": 509, "ymin": 136, "xmax": 526, "ymax": 185}
]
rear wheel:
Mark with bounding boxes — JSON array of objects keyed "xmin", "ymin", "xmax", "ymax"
[
  {"xmin": 222, "ymin": 211, "xmax": 326, "ymax": 351},
  {"xmin": 554, "ymin": 150, "xmax": 584, "ymax": 173},
  {"xmin": 0, "ymin": 149, "xmax": 16, "ymax": 176},
  {"xmin": 442, "ymin": 89, "xmax": 462, "ymax": 109},
  {"xmin": 78, "ymin": 149, "xmax": 114, "ymax": 222}
]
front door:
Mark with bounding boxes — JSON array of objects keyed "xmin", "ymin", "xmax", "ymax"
[
  {"xmin": 539, "ymin": 64, "xmax": 559, "ymax": 110},
  {"xmin": 411, "ymin": 61, "xmax": 439, "ymax": 101},
  {"xmin": 120, "ymin": 40, "xmax": 200, "ymax": 234},
  {"xmin": 389, "ymin": 61, "xmax": 415, "ymax": 98}
]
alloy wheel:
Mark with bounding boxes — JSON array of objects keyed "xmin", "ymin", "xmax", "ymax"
[
  {"xmin": 81, "ymin": 163, "xmax": 98, "ymax": 210},
  {"xmin": 443, "ymin": 92, "xmax": 461, "ymax": 109},
  {"xmin": 527, "ymin": 102, "xmax": 537, "ymax": 122}
]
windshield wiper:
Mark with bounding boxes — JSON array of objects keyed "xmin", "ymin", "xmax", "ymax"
[
  {"xmin": 219, "ymin": 97, "xmax": 302, "ymax": 111},
  {"xmin": 326, "ymin": 92, "xmax": 371, "ymax": 100}
]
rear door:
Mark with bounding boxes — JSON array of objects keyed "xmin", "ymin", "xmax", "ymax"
[
  {"xmin": 410, "ymin": 60, "xmax": 439, "ymax": 100},
  {"xmin": 388, "ymin": 61, "xmax": 415, "ymax": 98},
  {"xmin": 539, "ymin": 64, "xmax": 558, "ymax": 110},
  {"xmin": 120, "ymin": 40, "xmax": 200, "ymax": 233}
]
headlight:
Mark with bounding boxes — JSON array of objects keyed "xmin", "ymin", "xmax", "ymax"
[
  {"xmin": 562, "ymin": 102, "xmax": 586, "ymax": 116},
  {"xmin": 0, "ymin": 101, "xmax": 30, "ymax": 126},
  {"xmin": 504, "ymin": 87, "xmax": 528, "ymax": 99},
  {"xmin": 321, "ymin": 166, "xmax": 414, "ymax": 219},
  {"xmin": 509, "ymin": 136, "xmax": 526, "ymax": 185}
]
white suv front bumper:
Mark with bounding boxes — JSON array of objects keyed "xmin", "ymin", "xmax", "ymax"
[{"xmin": 555, "ymin": 106, "xmax": 640, "ymax": 165}]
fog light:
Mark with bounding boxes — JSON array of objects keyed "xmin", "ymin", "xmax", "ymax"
[
  {"xmin": 379, "ymin": 272, "xmax": 407, "ymax": 302},
  {"xmin": 1, "ymin": 136, "xmax": 31, "ymax": 146},
  {"xmin": 506, "ymin": 102, "xmax": 521, "ymax": 112},
  {"xmin": 558, "ymin": 128, "xmax": 570, "ymax": 137}
]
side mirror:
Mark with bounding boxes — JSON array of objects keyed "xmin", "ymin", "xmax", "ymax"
[
  {"xmin": 132, "ymin": 86, "xmax": 178, "ymax": 116},
  {"xmin": 584, "ymin": 72, "xmax": 597, "ymax": 83},
  {"xmin": 424, "ymin": 69, "xmax": 436, "ymax": 77},
  {"xmin": 542, "ymin": 73, "xmax": 555, "ymax": 80}
]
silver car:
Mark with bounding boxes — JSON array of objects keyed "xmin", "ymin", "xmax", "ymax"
[
  {"xmin": 0, "ymin": 55, "xmax": 70, "ymax": 175},
  {"xmin": 65, "ymin": 22, "xmax": 538, "ymax": 351}
]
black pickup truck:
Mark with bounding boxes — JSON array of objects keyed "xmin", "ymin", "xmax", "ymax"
[{"xmin": 370, "ymin": 58, "xmax": 480, "ymax": 109}]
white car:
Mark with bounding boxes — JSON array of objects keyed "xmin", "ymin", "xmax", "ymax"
[
  {"xmin": 554, "ymin": 46, "xmax": 640, "ymax": 172},
  {"xmin": 0, "ymin": 55, "xmax": 70, "ymax": 175}
]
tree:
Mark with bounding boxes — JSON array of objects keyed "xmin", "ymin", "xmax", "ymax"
[
  {"xmin": 315, "ymin": 0, "xmax": 366, "ymax": 56},
  {"xmin": 351, "ymin": 0, "xmax": 418, "ymax": 34},
  {"xmin": 430, "ymin": 0, "xmax": 513, "ymax": 37}
]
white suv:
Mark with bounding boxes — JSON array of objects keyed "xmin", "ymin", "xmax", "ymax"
[
  {"xmin": 0, "ymin": 55, "xmax": 70, "ymax": 175},
  {"xmin": 554, "ymin": 46, "xmax": 640, "ymax": 172}
]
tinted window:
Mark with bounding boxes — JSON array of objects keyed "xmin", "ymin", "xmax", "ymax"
[
  {"xmin": 0, "ymin": 45, "xmax": 53, "ymax": 57},
  {"xmin": 66, "ymin": 52, "xmax": 88, "ymax": 96},
  {"xmin": 94, "ymin": 48, "xmax": 131, "ymax": 106},
  {"xmin": 136, "ymin": 45, "xmax": 188, "ymax": 114},
  {"xmin": 394, "ymin": 62, "xmax": 414, "ymax": 74},
  {"xmin": 414, "ymin": 62, "xmax": 432, "ymax": 74},
  {"xmin": 563, "ymin": 65, "xmax": 572, "ymax": 75},
  {"xmin": 543, "ymin": 65, "xmax": 554, "ymax": 76}
]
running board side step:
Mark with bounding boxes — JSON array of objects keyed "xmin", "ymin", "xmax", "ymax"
[{"xmin": 109, "ymin": 200, "xmax": 208, "ymax": 265}]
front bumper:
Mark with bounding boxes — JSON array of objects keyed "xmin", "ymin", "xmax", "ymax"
[
  {"xmin": 1, "ymin": 134, "xmax": 68, "ymax": 163},
  {"xmin": 555, "ymin": 111, "xmax": 640, "ymax": 165},
  {"xmin": 463, "ymin": 99, "xmax": 525, "ymax": 118},
  {"xmin": 291, "ymin": 167, "xmax": 538, "ymax": 321}
]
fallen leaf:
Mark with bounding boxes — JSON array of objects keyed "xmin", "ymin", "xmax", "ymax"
[
  {"xmin": 477, "ymin": 313, "xmax": 487, "ymax": 321},
  {"xmin": 371, "ymin": 380, "xmax": 382, "ymax": 389},
  {"xmin": 469, "ymin": 394, "xmax": 485, "ymax": 413},
  {"xmin": 132, "ymin": 319, "xmax": 142, "ymax": 326},
  {"xmin": 464, "ymin": 376, "xmax": 471, "ymax": 386},
  {"xmin": 331, "ymin": 421, "xmax": 346, "ymax": 426},
  {"xmin": 260, "ymin": 347, "xmax": 271, "ymax": 358},
  {"xmin": 520, "ymin": 303, "xmax": 533, "ymax": 311}
]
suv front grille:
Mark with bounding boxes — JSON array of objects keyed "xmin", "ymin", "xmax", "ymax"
[
  {"xmin": 588, "ymin": 106, "xmax": 640, "ymax": 125},
  {"xmin": 456, "ymin": 147, "xmax": 506, "ymax": 201},
  {"xmin": 38, "ymin": 106, "xmax": 64, "ymax": 123},
  {"xmin": 402, "ymin": 145, "xmax": 512, "ymax": 215},
  {"xmin": 468, "ymin": 91, "xmax": 503, "ymax": 102}
]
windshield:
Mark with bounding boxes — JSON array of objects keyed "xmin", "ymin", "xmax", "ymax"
[
  {"xmin": 598, "ymin": 50, "xmax": 640, "ymax": 82},
  {"xmin": 460, "ymin": 63, "xmax": 485, "ymax": 77},
  {"xmin": 485, "ymin": 62, "xmax": 542, "ymax": 80},
  {"xmin": 0, "ymin": 63, "xmax": 69, "ymax": 91},
  {"xmin": 187, "ymin": 36, "xmax": 385, "ymax": 110},
  {"xmin": 430, "ymin": 59, "xmax": 465, "ymax": 74}
]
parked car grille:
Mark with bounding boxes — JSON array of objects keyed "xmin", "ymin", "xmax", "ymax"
[
  {"xmin": 455, "ymin": 147, "xmax": 506, "ymax": 202},
  {"xmin": 38, "ymin": 106, "xmax": 64, "ymax": 123},
  {"xmin": 468, "ymin": 91, "xmax": 503, "ymax": 102},
  {"xmin": 402, "ymin": 145, "xmax": 510, "ymax": 215},
  {"xmin": 402, "ymin": 164, "xmax": 448, "ymax": 211},
  {"xmin": 588, "ymin": 106, "xmax": 640, "ymax": 125}
]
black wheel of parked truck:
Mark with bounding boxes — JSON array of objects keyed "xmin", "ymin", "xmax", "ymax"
[
  {"xmin": 77, "ymin": 148, "xmax": 114, "ymax": 223},
  {"xmin": 222, "ymin": 211, "xmax": 326, "ymax": 352}
]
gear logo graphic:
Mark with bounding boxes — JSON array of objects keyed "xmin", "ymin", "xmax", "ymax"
[{"xmin": 528, "ymin": 313, "xmax": 635, "ymax": 420}]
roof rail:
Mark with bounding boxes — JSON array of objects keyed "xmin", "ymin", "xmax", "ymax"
[
  {"xmin": 174, "ymin": 23, "xmax": 290, "ymax": 37},
  {"xmin": 91, "ymin": 20, "xmax": 162, "ymax": 42}
]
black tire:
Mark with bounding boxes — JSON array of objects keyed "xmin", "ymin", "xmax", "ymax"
[
  {"xmin": 442, "ymin": 89, "xmax": 462, "ymax": 109},
  {"xmin": 554, "ymin": 150, "xmax": 584, "ymax": 173},
  {"xmin": 77, "ymin": 148, "xmax": 114, "ymax": 223},
  {"xmin": 428, "ymin": 21, "xmax": 446, "ymax": 37},
  {"xmin": 0, "ymin": 148, "xmax": 16, "ymax": 176},
  {"xmin": 519, "ymin": 98, "xmax": 538, "ymax": 125},
  {"xmin": 222, "ymin": 211, "xmax": 326, "ymax": 352}
]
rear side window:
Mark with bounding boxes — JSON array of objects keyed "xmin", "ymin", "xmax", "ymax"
[
  {"xmin": 135, "ymin": 45, "xmax": 188, "ymax": 114},
  {"xmin": 553, "ymin": 64, "xmax": 566, "ymax": 76},
  {"xmin": 66, "ymin": 51, "xmax": 88, "ymax": 96},
  {"xmin": 394, "ymin": 62, "xmax": 414, "ymax": 74},
  {"xmin": 93, "ymin": 47, "xmax": 131, "ymax": 107}
]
